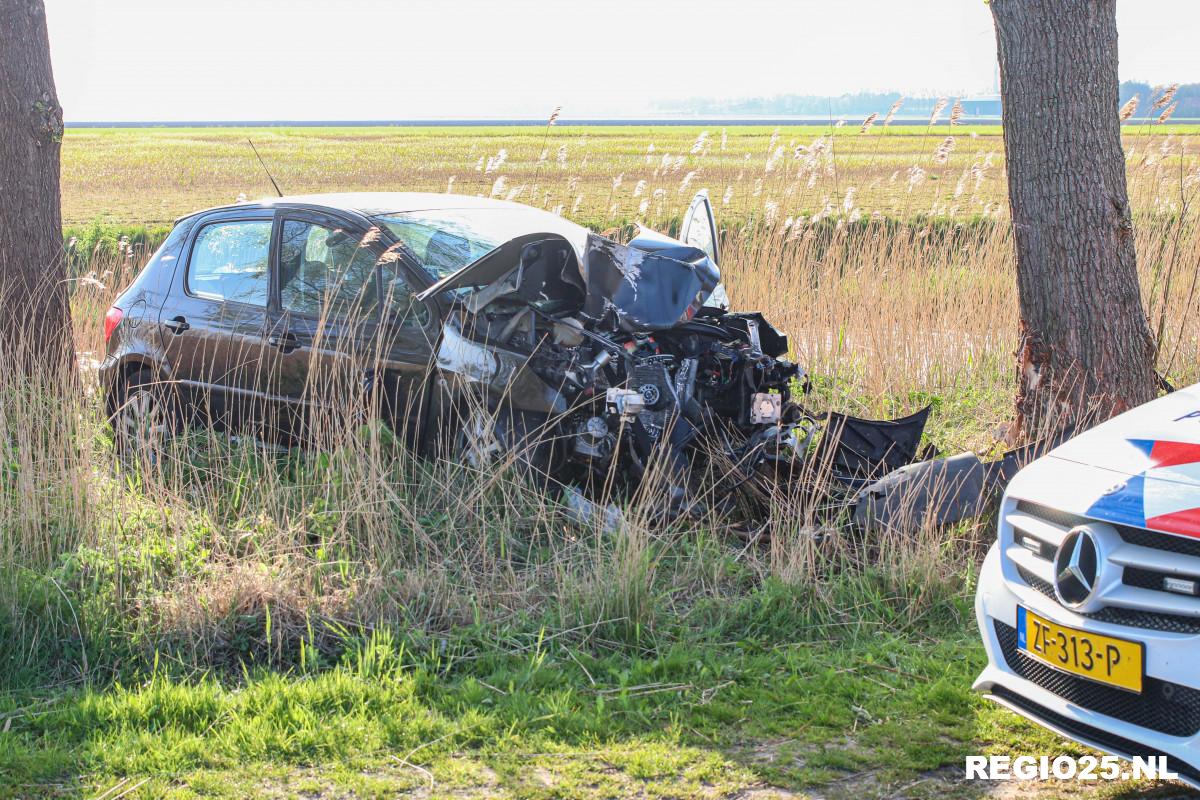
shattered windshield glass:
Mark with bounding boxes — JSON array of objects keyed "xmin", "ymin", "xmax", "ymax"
[{"xmin": 373, "ymin": 207, "xmax": 590, "ymax": 281}]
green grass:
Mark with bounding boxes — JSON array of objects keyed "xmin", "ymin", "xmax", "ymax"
[
  {"xmin": 2, "ymin": 610, "xmax": 1081, "ymax": 799},
  {"xmin": 1, "ymin": 539, "xmax": 1178, "ymax": 799},
  {"xmin": 0, "ymin": 412, "xmax": 1018, "ymax": 798}
]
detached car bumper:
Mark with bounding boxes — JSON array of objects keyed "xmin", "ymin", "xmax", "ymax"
[{"xmin": 974, "ymin": 542, "xmax": 1200, "ymax": 787}]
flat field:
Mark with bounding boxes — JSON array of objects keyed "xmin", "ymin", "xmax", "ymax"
[
  {"xmin": 62, "ymin": 123, "xmax": 1200, "ymax": 227},
  {"xmin": 2, "ymin": 124, "xmax": 1198, "ymax": 798}
]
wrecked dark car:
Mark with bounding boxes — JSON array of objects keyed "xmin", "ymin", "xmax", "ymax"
[{"xmin": 99, "ymin": 191, "xmax": 938, "ymax": 528}]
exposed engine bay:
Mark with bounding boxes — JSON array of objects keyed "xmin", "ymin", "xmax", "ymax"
[{"xmin": 487, "ymin": 295, "xmax": 794, "ymax": 463}]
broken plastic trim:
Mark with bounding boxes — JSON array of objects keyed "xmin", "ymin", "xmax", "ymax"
[{"xmin": 851, "ymin": 429, "xmax": 1074, "ymax": 534}]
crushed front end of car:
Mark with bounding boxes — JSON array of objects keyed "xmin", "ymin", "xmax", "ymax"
[{"xmin": 416, "ymin": 212, "xmax": 936, "ymax": 529}]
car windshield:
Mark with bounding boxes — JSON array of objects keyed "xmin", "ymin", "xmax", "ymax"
[{"xmin": 373, "ymin": 207, "xmax": 590, "ymax": 281}]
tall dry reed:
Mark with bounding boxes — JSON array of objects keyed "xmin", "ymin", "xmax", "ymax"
[{"xmin": 5, "ymin": 117, "xmax": 1200, "ymax": 681}]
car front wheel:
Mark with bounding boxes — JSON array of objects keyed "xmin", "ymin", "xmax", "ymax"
[{"xmin": 453, "ymin": 403, "xmax": 556, "ymax": 480}]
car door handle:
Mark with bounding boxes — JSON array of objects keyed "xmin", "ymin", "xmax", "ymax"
[
  {"xmin": 163, "ymin": 315, "xmax": 190, "ymax": 334},
  {"xmin": 268, "ymin": 332, "xmax": 299, "ymax": 353}
]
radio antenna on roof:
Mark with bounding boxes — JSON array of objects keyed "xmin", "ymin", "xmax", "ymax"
[{"xmin": 247, "ymin": 139, "xmax": 283, "ymax": 197}]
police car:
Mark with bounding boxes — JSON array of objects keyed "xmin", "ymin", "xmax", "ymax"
[{"xmin": 975, "ymin": 382, "xmax": 1200, "ymax": 787}]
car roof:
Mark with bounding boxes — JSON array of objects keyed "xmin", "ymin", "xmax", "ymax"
[{"xmin": 177, "ymin": 192, "xmax": 551, "ymax": 222}]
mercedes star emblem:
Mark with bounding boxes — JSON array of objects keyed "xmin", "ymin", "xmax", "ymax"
[{"xmin": 1053, "ymin": 528, "xmax": 1101, "ymax": 608}]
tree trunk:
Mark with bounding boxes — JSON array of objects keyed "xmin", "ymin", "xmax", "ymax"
[
  {"xmin": 0, "ymin": 0, "xmax": 71, "ymax": 375},
  {"xmin": 991, "ymin": 0, "xmax": 1157, "ymax": 438}
]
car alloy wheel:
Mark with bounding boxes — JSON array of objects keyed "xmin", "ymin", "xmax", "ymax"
[
  {"xmin": 114, "ymin": 372, "xmax": 174, "ymax": 458},
  {"xmin": 457, "ymin": 405, "xmax": 507, "ymax": 468}
]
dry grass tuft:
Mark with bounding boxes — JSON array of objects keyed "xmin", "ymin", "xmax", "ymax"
[{"xmin": 1119, "ymin": 94, "xmax": 1140, "ymax": 121}]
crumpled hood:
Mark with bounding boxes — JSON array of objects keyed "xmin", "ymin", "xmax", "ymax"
[
  {"xmin": 418, "ymin": 230, "xmax": 719, "ymax": 333},
  {"xmin": 1048, "ymin": 382, "xmax": 1200, "ymax": 487},
  {"xmin": 582, "ymin": 235, "xmax": 718, "ymax": 331}
]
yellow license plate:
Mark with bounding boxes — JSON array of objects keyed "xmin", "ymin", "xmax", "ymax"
[{"xmin": 1017, "ymin": 606, "xmax": 1144, "ymax": 693}]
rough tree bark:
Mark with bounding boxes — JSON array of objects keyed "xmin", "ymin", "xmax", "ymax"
[
  {"xmin": 0, "ymin": 0, "xmax": 72, "ymax": 374},
  {"xmin": 991, "ymin": 0, "xmax": 1157, "ymax": 437}
]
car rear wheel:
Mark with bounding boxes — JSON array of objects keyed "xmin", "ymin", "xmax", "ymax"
[{"xmin": 111, "ymin": 368, "xmax": 177, "ymax": 459}]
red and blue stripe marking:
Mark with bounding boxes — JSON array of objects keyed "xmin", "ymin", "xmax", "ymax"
[{"xmin": 1085, "ymin": 439, "xmax": 1200, "ymax": 538}]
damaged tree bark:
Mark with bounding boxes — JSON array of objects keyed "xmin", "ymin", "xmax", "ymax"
[
  {"xmin": 991, "ymin": 0, "xmax": 1157, "ymax": 437},
  {"xmin": 0, "ymin": 0, "xmax": 72, "ymax": 375}
]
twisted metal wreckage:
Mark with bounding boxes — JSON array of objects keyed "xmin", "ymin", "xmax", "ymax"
[{"xmin": 420, "ymin": 192, "xmax": 1041, "ymax": 534}]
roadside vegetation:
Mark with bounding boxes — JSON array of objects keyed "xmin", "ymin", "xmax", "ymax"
[{"xmin": 3, "ymin": 118, "xmax": 1199, "ymax": 798}]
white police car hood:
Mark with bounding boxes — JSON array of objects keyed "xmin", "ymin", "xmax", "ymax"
[
  {"xmin": 1020, "ymin": 382, "xmax": 1200, "ymax": 537},
  {"xmin": 1048, "ymin": 383, "xmax": 1200, "ymax": 486}
]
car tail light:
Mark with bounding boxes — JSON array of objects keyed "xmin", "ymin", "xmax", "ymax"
[{"xmin": 104, "ymin": 306, "xmax": 124, "ymax": 343}]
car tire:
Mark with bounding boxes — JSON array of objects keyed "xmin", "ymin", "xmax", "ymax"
[
  {"xmin": 111, "ymin": 367, "xmax": 179, "ymax": 460},
  {"xmin": 454, "ymin": 402, "xmax": 556, "ymax": 480}
]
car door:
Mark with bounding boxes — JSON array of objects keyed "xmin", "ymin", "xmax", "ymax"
[
  {"xmin": 680, "ymin": 190, "xmax": 720, "ymax": 266},
  {"xmin": 680, "ymin": 190, "xmax": 729, "ymax": 309},
  {"xmin": 269, "ymin": 211, "xmax": 437, "ymax": 444},
  {"xmin": 376, "ymin": 238, "xmax": 441, "ymax": 446},
  {"xmin": 157, "ymin": 210, "xmax": 278, "ymax": 432}
]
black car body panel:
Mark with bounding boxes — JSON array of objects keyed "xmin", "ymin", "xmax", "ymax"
[{"xmin": 581, "ymin": 235, "xmax": 718, "ymax": 332}]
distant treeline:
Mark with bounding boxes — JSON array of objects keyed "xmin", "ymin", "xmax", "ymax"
[
  {"xmin": 1119, "ymin": 81, "xmax": 1199, "ymax": 119},
  {"xmin": 659, "ymin": 82, "xmax": 1199, "ymax": 120},
  {"xmin": 657, "ymin": 92, "xmax": 955, "ymax": 119}
]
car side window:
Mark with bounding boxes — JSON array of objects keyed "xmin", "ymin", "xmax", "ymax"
[
  {"xmin": 187, "ymin": 220, "xmax": 272, "ymax": 305},
  {"xmin": 279, "ymin": 219, "xmax": 379, "ymax": 321}
]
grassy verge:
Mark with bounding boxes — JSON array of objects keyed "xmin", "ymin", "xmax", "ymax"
[{"xmin": 0, "ymin": 606, "xmax": 1052, "ymax": 800}]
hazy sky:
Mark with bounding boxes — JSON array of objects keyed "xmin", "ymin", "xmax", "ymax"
[{"xmin": 43, "ymin": 0, "xmax": 1200, "ymax": 122}]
